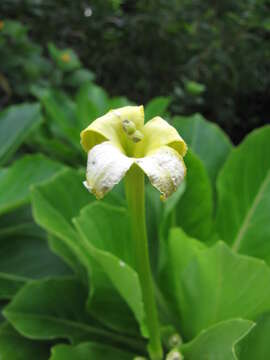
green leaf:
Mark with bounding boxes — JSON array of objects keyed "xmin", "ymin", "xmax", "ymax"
[
  {"xmin": 0, "ymin": 154, "xmax": 63, "ymax": 215},
  {"xmin": 41, "ymin": 90, "xmax": 80, "ymax": 149},
  {"xmin": 65, "ymin": 69, "xmax": 95, "ymax": 87},
  {"xmin": 31, "ymin": 168, "xmax": 138, "ymax": 332},
  {"xmin": 181, "ymin": 319, "xmax": 254, "ymax": 360},
  {"xmin": 108, "ymin": 97, "xmax": 133, "ymax": 109},
  {"xmin": 31, "ymin": 168, "xmax": 92, "ymax": 279},
  {"xmin": 173, "ymin": 151, "xmax": 214, "ymax": 242},
  {"xmin": 237, "ymin": 312, "xmax": 270, "ymax": 360},
  {"xmin": 216, "ymin": 126, "xmax": 270, "ymax": 262},
  {"xmin": 76, "ymin": 83, "xmax": 109, "ymax": 129},
  {"xmin": 173, "ymin": 113, "xmax": 233, "ymax": 187},
  {"xmin": 0, "ymin": 323, "xmax": 50, "ymax": 360},
  {"xmin": 0, "ymin": 206, "xmax": 70, "ymax": 300},
  {"xmin": 73, "ymin": 202, "xmax": 146, "ymax": 335},
  {"xmin": 48, "ymin": 43, "xmax": 81, "ymax": 71},
  {"xmin": 3, "ymin": 278, "xmax": 144, "ymax": 351},
  {"xmin": 0, "ymin": 103, "xmax": 42, "ymax": 165},
  {"xmin": 145, "ymin": 97, "xmax": 171, "ymax": 122},
  {"xmin": 185, "ymin": 80, "xmax": 205, "ymax": 96},
  {"xmin": 166, "ymin": 228, "xmax": 270, "ymax": 340},
  {"xmin": 0, "ymin": 234, "xmax": 69, "ymax": 300},
  {"xmin": 158, "ymin": 228, "xmax": 206, "ymax": 328},
  {"xmin": 50, "ymin": 342, "xmax": 136, "ymax": 360},
  {"xmin": 4, "ymin": 278, "xmax": 101, "ymax": 342}
]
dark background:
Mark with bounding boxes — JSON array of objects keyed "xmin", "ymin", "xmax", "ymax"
[{"xmin": 1, "ymin": 0, "xmax": 270, "ymax": 143}]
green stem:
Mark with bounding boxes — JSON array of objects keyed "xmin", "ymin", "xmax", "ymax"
[{"xmin": 125, "ymin": 166, "xmax": 163, "ymax": 360}]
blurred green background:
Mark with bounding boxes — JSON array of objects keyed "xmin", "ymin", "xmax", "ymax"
[{"xmin": 0, "ymin": 0, "xmax": 269, "ymax": 143}]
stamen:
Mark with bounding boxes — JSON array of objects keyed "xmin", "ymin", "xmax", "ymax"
[
  {"xmin": 122, "ymin": 119, "xmax": 136, "ymax": 135},
  {"xmin": 131, "ymin": 130, "xmax": 144, "ymax": 143}
]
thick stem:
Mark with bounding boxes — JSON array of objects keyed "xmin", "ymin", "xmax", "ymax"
[{"xmin": 125, "ymin": 165, "xmax": 163, "ymax": 360}]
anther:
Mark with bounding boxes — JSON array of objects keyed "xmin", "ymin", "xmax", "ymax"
[
  {"xmin": 131, "ymin": 130, "xmax": 144, "ymax": 143},
  {"xmin": 122, "ymin": 119, "xmax": 136, "ymax": 135}
]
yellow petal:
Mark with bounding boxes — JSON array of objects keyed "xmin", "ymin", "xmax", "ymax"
[
  {"xmin": 81, "ymin": 106, "xmax": 144, "ymax": 153},
  {"xmin": 84, "ymin": 141, "xmax": 134, "ymax": 199},
  {"xmin": 134, "ymin": 116, "xmax": 187, "ymax": 158},
  {"xmin": 135, "ymin": 146, "xmax": 186, "ymax": 200}
]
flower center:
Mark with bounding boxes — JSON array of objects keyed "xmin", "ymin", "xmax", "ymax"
[{"xmin": 122, "ymin": 119, "xmax": 144, "ymax": 144}]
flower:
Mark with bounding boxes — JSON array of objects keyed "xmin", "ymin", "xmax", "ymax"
[
  {"xmin": 80, "ymin": 106, "xmax": 187, "ymax": 200},
  {"xmin": 60, "ymin": 53, "xmax": 70, "ymax": 62}
]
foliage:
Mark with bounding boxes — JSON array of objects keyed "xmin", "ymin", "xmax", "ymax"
[
  {"xmin": 0, "ymin": 71, "xmax": 270, "ymax": 358},
  {"xmin": 0, "ymin": 13, "xmax": 269, "ymax": 357},
  {"xmin": 0, "ymin": 19, "xmax": 94, "ymax": 106},
  {"xmin": 1, "ymin": 1, "xmax": 269, "ymax": 141}
]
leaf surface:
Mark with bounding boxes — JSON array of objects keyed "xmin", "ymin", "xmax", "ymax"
[
  {"xmin": 216, "ymin": 126, "xmax": 270, "ymax": 262},
  {"xmin": 50, "ymin": 342, "xmax": 135, "ymax": 360},
  {"xmin": 0, "ymin": 103, "xmax": 42, "ymax": 165},
  {"xmin": 0, "ymin": 154, "xmax": 63, "ymax": 215},
  {"xmin": 181, "ymin": 319, "xmax": 254, "ymax": 360},
  {"xmin": 166, "ymin": 228, "xmax": 270, "ymax": 340},
  {"xmin": 173, "ymin": 113, "xmax": 232, "ymax": 187}
]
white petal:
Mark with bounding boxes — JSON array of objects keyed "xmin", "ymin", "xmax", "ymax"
[
  {"xmin": 135, "ymin": 146, "xmax": 186, "ymax": 200},
  {"xmin": 84, "ymin": 141, "xmax": 134, "ymax": 199}
]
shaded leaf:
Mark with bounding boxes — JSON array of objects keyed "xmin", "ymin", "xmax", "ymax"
[
  {"xmin": 73, "ymin": 202, "xmax": 146, "ymax": 335},
  {"xmin": 174, "ymin": 151, "xmax": 214, "ymax": 242},
  {"xmin": 0, "ymin": 323, "xmax": 50, "ymax": 360},
  {"xmin": 173, "ymin": 114, "xmax": 232, "ymax": 187},
  {"xmin": 238, "ymin": 312, "xmax": 270, "ymax": 360},
  {"xmin": 145, "ymin": 97, "xmax": 171, "ymax": 122},
  {"xmin": 181, "ymin": 319, "xmax": 254, "ymax": 360},
  {"xmin": 216, "ymin": 126, "xmax": 270, "ymax": 262},
  {"xmin": 0, "ymin": 103, "xmax": 42, "ymax": 165},
  {"xmin": 3, "ymin": 278, "xmax": 144, "ymax": 351},
  {"xmin": 76, "ymin": 83, "xmax": 109, "ymax": 129},
  {"xmin": 0, "ymin": 154, "xmax": 63, "ymax": 215},
  {"xmin": 0, "ymin": 206, "xmax": 70, "ymax": 300},
  {"xmin": 50, "ymin": 342, "xmax": 136, "ymax": 360},
  {"xmin": 31, "ymin": 168, "xmax": 91, "ymax": 279},
  {"xmin": 166, "ymin": 228, "xmax": 270, "ymax": 340}
]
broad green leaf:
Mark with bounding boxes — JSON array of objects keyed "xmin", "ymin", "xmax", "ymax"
[
  {"xmin": 0, "ymin": 205, "xmax": 40, "ymax": 238},
  {"xmin": 4, "ymin": 278, "xmax": 105, "ymax": 342},
  {"xmin": 31, "ymin": 169, "xmax": 140, "ymax": 332},
  {"xmin": 181, "ymin": 319, "xmax": 254, "ymax": 360},
  {"xmin": 145, "ymin": 97, "xmax": 171, "ymax": 122},
  {"xmin": 216, "ymin": 126, "xmax": 270, "ymax": 262},
  {"xmin": 50, "ymin": 342, "xmax": 136, "ymax": 360},
  {"xmin": 0, "ymin": 154, "xmax": 63, "ymax": 215},
  {"xmin": 31, "ymin": 168, "xmax": 91, "ymax": 279},
  {"xmin": 158, "ymin": 228, "xmax": 206, "ymax": 328},
  {"xmin": 0, "ymin": 323, "xmax": 50, "ymax": 360},
  {"xmin": 0, "ymin": 103, "xmax": 42, "ymax": 165},
  {"xmin": 76, "ymin": 83, "xmax": 109, "ymax": 129},
  {"xmin": 41, "ymin": 90, "xmax": 80, "ymax": 149},
  {"xmin": 3, "ymin": 278, "xmax": 144, "ymax": 351},
  {"xmin": 0, "ymin": 206, "xmax": 70, "ymax": 299},
  {"xmin": 237, "ymin": 312, "xmax": 270, "ymax": 360},
  {"xmin": 173, "ymin": 114, "xmax": 233, "ymax": 187},
  {"xmin": 0, "ymin": 234, "xmax": 69, "ymax": 299},
  {"xmin": 167, "ymin": 228, "xmax": 270, "ymax": 340},
  {"xmin": 73, "ymin": 202, "xmax": 146, "ymax": 335},
  {"xmin": 173, "ymin": 151, "xmax": 214, "ymax": 242}
]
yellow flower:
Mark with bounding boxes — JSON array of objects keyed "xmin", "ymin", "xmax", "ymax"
[
  {"xmin": 80, "ymin": 106, "xmax": 187, "ymax": 200},
  {"xmin": 60, "ymin": 53, "xmax": 70, "ymax": 63},
  {"xmin": 0, "ymin": 21, "xmax": 4, "ymax": 30}
]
